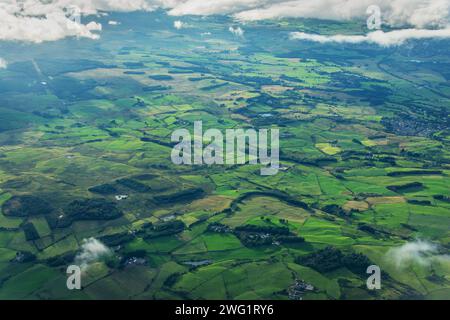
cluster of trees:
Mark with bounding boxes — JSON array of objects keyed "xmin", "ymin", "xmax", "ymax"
[
  {"xmin": 123, "ymin": 62, "xmax": 144, "ymax": 68},
  {"xmin": 295, "ymin": 246, "xmax": 372, "ymax": 275},
  {"xmin": 116, "ymin": 250, "xmax": 147, "ymax": 268},
  {"xmin": 280, "ymin": 153, "xmax": 338, "ymax": 167},
  {"xmin": 164, "ymin": 273, "xmax": 183, "ymax": 288},
  {"xmin": 207, "ymin": 222, "xmax": 232, "ymax": 233},
  {"xmin": 207, "ymin": 221, "xmax": 305, "ymax": 247},
  {"xmin": 401, "ymin": 223, "xmax": 418, "ymax": 232},
  {"xmin": 116, "ymin": 178, "xmax": 151, "ymax": 193},
  {"xmin": 124, "ymin": 71, "xmax": 145, "ymax": 75},
  {"xmin": 321, "ymin": 204, "xmax": 350, "ymax": 217},
  {"xmin": 12, "ymin": 251, "xmax": 36, "ymax": 263},
  {"xmin": 46, "ymin": 251, "xmax": 76, "ymax": 267},
  {"xmin": 234, "ymin": 224, "xmax": 304, "ymax": 247},
  {"xmin": 434, "ymin": 195, "xmax": 450, "ymax": 203},
  {"xmin": 235, "ymin": 224, "xmax": 290, "ymax": 235},
  {"xmin": 276, "ymin": 235, "xmax": 306, "ymax": 244},
  {"xmin": 377, "ymin": 156, "xmax": 397, "ymax": 165},
  {"xmin": 88, "ymin": 183, "xmax": 118, "ymax": 195},
  {"xmin": 140, "ymin": 220, "xmax": 185, "ymax": 239},
  {"xmin": 229, "ymin": 191, "xmax": 309, "ymax": 213},
  {"xmin": 149, "ymin": 75, "xmax": 174, "ymax": 81},
  {"xmin": 296, "ymin": 246, "xmax": 343, "ymax": 273},
  {"xmin": 2, "ymin": 195, "xmax": 53, "ymax": 217},
  {"xmin": 201, "ymin": 82, "xmax": 229, "ymax": 91},
  {"xmin": 387, "ymin": 182, "xmax": 423, "ymax": 192},
  {"xmin": 169, "ymin": 65, "xmax": 209, "ymax": 74},
  {"xmin": 342, "ymin": 253, "xmax": 374, "ymax": 275},
  {"xmin": 357, "ymin": 223, "xmax": 398, "ymax": 240},
  {"xmin": 132, "ymin": 174, "xmax": 157, "ymax": 180},
  {"xmin": 236, "ymin": 232, "xmax": 273, "ymax": 247},
  {"xmin": 357, "ymin": 223, "xmax": 380, "ymax": 236},
  {"xmin": 143, "ymin": 85, "xmax": 171, "ymax": 92},
  {"xmin": 387, "ymin": 170, "xmax": 442, "ymax": 177},
  {"xmin": 140, "ymin": 136, "xmax": 174, "ymax": 148},
  {"xmin": 100, "ymin": 232, "xmax": 135, "ymax": 246},
  {"xmin": 64, "ymin": 199, "xmax": 123, "ymax": 222},
  {"xmin": 22, "ymin": 222, "xmax": 39, "ymax": 241},
  {"xmin": 188, "ymin": 76, "xmax": 211, "ymax": 82},
  {"xmin": 153, "ymin": 188, "xmax": 205, "ymax": 205},
  {"xmin": 407, "ymin": 199, "xmax": 431, "ymax": 205}
]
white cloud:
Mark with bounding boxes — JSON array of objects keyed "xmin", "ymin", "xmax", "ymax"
[
  {"xmin": 110, "ymin": 0, "xmax": 449, "ymax": 49},
  {"xmin": 385, "ymin": 240, "xmax": 450, "ymax": 269},
  {"xmin": 0, "ymin": 0, "xmax": 449, "ymax": 43},
  {"xmin": 233, "ymin": 0, "xmax": 450, "ymax": 28},
  {"xmin": 229, "ymin": 26, "xmax": 244, "ymax": 37},
  {"xmin": 0, "ymin": 1, "xmax": 103, "ymax": 43},
  {"xmin": 0, "ymin": 0, "xmax": 171, "ymax": 43},
  {"xmin": 173, "ymin": 20, "xmax": 186, "ymax": 29},
  {"xmin": 108, "ymin": 20, "xmax": 120, "ymax": 25},
  {"xmin": 39, "ymin": 0, "xmax": 156, "ymax": 15},
  {"xmin": 0, "ymin": 58, "xmax": 7, "ymax": 69},
  {"xmin": 75, "ymin": 237, "xmax": 112, "ymax": 270},
  {"xmin": 167, "ymin": 0, "xmax": 278, "ymax": 16},
  {"xmin": 235, "ymin": 0, "xmax": 370, "ymax": 22},
  {"xmin": 290, "ymin": 27, "xmax": 450, "ymax": 46}
]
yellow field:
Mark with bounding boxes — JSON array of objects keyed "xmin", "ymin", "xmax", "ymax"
[{"xmin": 315, "ymin": 143, "xmax": 341, "ymax": 155}]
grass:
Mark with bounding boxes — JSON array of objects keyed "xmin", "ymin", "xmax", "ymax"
[
  {"xmin": 0, "ymin": 264, "xmax": 60, "ymax": 299},
  {"xmin": 299, "ymin": 218, "xmax": 355, "ymax": 246},
  {"xmin": 0, "ymin": 12, "xmax": 449, "ymax": 300}
]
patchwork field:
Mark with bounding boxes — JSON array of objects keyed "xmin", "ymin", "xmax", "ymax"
[{"xmin": 0, "ymin": 11, "xmax": 449, "ymax": 300}]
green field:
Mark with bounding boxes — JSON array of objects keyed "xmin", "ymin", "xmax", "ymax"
[{"xmin": 0, "ymin": 10, "xmax": 449, "ymax": 300}]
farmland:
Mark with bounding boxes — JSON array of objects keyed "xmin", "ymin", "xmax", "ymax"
[{"xmin": 0, "ymin": 11, "xmax": 449, "ymax": 300}]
